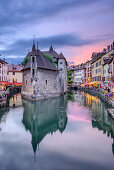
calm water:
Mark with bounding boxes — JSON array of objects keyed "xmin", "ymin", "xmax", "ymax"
[{"xmin": 0, "ymin": 91, "xmax": 114, "ymax": 170}]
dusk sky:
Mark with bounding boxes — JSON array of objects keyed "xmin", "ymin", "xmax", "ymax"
[{"xmin": 0, "ymin": 0, "xmax": 114, "ymax": 65}]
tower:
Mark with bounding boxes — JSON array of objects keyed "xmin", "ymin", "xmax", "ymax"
[{"xmin": 57, "ymin": 53, "xmax": 67, "ymax": 93}]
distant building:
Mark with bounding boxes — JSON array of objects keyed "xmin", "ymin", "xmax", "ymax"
[
  {"xmin": 91, "ymin": 52, "xmax": 105, "ymax": 82},
  {"xmin": 22, "ymin": 43, "xmax": 67, "ymax": 100},
  {"xmin": 108, "ymin": 56, "xmax": 114, "ymax": 93},
  {"xmin": 0, "ymin": 58, "xmax": 8, "ymax": 81},
  {"xmin": 7, "ymin": 65, "xmax": 23, "ymax": 83},
  {"xmin": 102, "ymin": 59, "xmax": 110, "ymax": 84},
  {"xmin": 85, "ymin": 60, "xmax": 92, "ymax": 83}
]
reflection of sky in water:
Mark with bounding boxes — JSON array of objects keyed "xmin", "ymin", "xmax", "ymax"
[{"xmin": 0, "ymin": 92, "xmax": 114, "ymax": 170}]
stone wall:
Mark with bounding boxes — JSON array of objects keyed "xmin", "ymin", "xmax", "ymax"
[
  {"xmin": 36, "ymin": 69, "xmax": 60, "ymax": 95},
  {"xmin": 58, "ymin": 59, "xmax": 67, "ymax": 93},
  {"xmin": 22, "ymin": 69, "xmax": 33, "ymax": 95}
]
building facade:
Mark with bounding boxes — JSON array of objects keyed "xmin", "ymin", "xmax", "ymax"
[
  {"xmin": 85, "ymin": 60, "xmax": 92, "ymax": 83},
  {"xmin": 0, "ymin": 59, "xmax": 8, "ymax": 81},
  {"xmin": 73, "ymin": 68, "xmax": 85, "ymax": 85},
  {"xmin": 91, "ymin": 52, "xmax": 104, "ymax": 82},
  {"xmin": 22, "ymin": 43, "xmax": 67, "ymax": 100},
  {"xmin": 102, "ymin": 42, "xmax": 114, "ymax": 82},
  {"xmin": 7, "ymin": 65, "xmax": 23, "ymax": 83}
]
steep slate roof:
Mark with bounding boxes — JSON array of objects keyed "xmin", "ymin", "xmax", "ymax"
[
  {"xmin": 43, "ymin": 45, "xmax": 59, "ymax": 63},
  {"xmin": 8, "ymin": 65, "xmax": 23, "ymax": 72},
  {"xmin": 23, "ymin": 44, "xmax": 57, "ymax": 71},
  {"xmin": 58, "ymin": 53, "xmax": 65, "ymax": 59}
]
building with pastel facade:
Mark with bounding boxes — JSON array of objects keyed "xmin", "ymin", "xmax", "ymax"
[{"xmin": 0, "ymin": 58, "xmax": 8, "ymax": 81}]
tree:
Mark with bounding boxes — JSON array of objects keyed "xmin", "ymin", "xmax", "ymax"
[
  {"xmin": 44, "ymin": 54, "xmax": 56, "ymax": 67},
  {"xmin": 67, "ymin": 70, "xmax": 73, "ymax": 85},
  {"xmin": 22, "ymin": 57, "xmax": 30, "ymax": 66}
]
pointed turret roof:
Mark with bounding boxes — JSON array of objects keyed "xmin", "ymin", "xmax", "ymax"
[
  {"xmin": 49, "ymin": 45, "xmax": 54, "ymax": 52},
  {"xmin": 32, "ymin": 43, "xmax": 36, "ymax": 53},
  {"xmin": 58, "ymin": 53, "xmax": 65, "ymax": 59}
]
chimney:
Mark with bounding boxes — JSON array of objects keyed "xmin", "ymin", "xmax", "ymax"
[
  {"xmin": 3, "ymin": 58, "xmax": 5, "ymax": 62},
  {"xmin": 103, "ymin": 48, "xmax": 106, "ymax": 53},
  {"xmin": 111, "ymin": 44, "xmax": 113, "ymax": 50},
  {"xmin": 107, "ymin": 45, "xmax": 110, "ymax": 52}
]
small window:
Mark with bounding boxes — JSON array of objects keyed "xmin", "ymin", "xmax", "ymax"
[
  {"xmin": 32, "ymin": 69, "xmax": 34, "ymax": 76},
  {"xmin": 32, "ymin": 57, "xmax": 35, "ymax": 62},
  {"xmin": 13, "ymin": 72, "xmax": 15, "ymax": 75},
  {"xmin": 46, "ymin": 80, "xmax": 47, "ymax": 85},
  {"xmin": 60, "ymin": 62, "xmax": 62, "ymax": 64},
  {"xmin": 26, "ymin": 80, "xmax": 27, "ymax": 85}
]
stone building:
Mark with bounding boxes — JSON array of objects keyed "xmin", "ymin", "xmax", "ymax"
[
  {"xmin": 22, "ymin": 43, "xmax": 67, "ymax": 100},
  {"xmin": 0, "ymin": 58, "xmax": 8, "ymax": 81}
]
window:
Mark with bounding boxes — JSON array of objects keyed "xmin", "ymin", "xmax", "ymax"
[
  {"xmin": 60, "ymin": 62, "xmax": 62, "ymax": 64},
  {"xmin": 13, "ymin": 78, "xmax": 17, "ymax": 83},
  {"xmin": 13, "ymin": 72, "xmax": 15, "ymax": 75},
  {"xmin": 7, "ymin": 72, "xmax": 9, "ymax": 75},
  {"xmin": 32, "ymin": 69, "xmax": 34, "ymax": 76},
  {"xmin": 96, "ymin": 62, "xmax": 98, "ymax": 67},
  {"xmin": 46, "ymin": 80, "xmax": 47, "ymax": 85},
  {"xmin": 32, "ymin": 56, "xmax": 35, "ymax": 62},
  {"xmin": 26, "ymin": 80, "xmax": 27, "ymax": 85}
]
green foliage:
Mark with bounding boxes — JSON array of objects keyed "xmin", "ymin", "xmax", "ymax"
[
  {"xmin": 44, "ymin": 54, "xmax": 56, "ymax": 67},
  {"xmin": 67, "ymin": 92, "xmax": 74, "ymax": 101},
  {"xmin": 22, "ymin": 57, "xmax": 30, "ymax": 66},
  {"xmin": 67, "ymin": 70, "xmax": 73, "ymax": 84}
]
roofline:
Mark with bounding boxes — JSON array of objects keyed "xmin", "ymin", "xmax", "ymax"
[{"xmin": 22, "ymin": 66, "xmax": 57, "ymax": 72}]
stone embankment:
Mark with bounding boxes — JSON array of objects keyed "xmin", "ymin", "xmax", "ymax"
[{"xmin": 77, "ymin": 87, "xmax": 114, "ymax": 119}]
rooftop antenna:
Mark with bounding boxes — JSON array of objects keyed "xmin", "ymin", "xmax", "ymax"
[{"xmin": 33, "ymin": 34, "xmax": 35, "ymax": 45}]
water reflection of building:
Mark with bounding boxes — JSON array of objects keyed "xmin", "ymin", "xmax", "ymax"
[
  {"xmin": 9, "ymin": 94, "xmax": 22, "ymax": 108},
  {"xmin": 22, "ymin": 95, "xmax": 68, "ymax": 155},
  {"xmin": 70, "ymin": 91, "xmax": 114, "ymax": 156}
]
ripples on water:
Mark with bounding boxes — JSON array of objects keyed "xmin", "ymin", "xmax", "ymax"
[{"xmin": 0, "ymin": 91, "xmax": 114, "ymax": 170}]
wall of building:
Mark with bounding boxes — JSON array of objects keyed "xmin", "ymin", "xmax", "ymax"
[
  {"xmin": 103, "ymin": 64, "xmax": 109, "ymax": 82},
  {"xmin": 7, "ymin": 71, "xmax": 22, "ymax": 83},
  {"xmin": 22, "ymin": 69, "xmax": 34, "ymax": 95},
  {"xmin": 36, "ymin": 69, "xmax": 60, "ymax": 94},
  {"xmin": 85, "ymin": 60, "xmax": 92, "ymax": 82},
  {"xmin": 92, "ymin": 58, "xmax": 101, "ymax": 82},
  {"xmin": 74, "ymin": 69, "xmax": 85, "ymax": 85},
  {"xmin": 0, "ymin": 62, "xmax": 8, "ymax": 81},
  {"xmin": 58, "ymin": 59, "xmax": 67, "ymax": 92}
]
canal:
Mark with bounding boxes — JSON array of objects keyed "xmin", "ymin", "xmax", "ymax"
[{"xmin": 0, "ymin": 91, "xmax": 114, "ymax": 170}]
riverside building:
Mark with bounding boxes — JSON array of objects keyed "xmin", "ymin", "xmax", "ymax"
[
  {"xmin": 22, "ymin": 42, "xmax": 67, "ymax": 100},
  {"xmin": 0, "ymin": 58, "xmax": 8, "ymax": 81}
]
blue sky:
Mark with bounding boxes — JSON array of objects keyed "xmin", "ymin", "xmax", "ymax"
[{"xmin": 0, "ymin": 0, "xmax": 114, "ymax": 64}]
